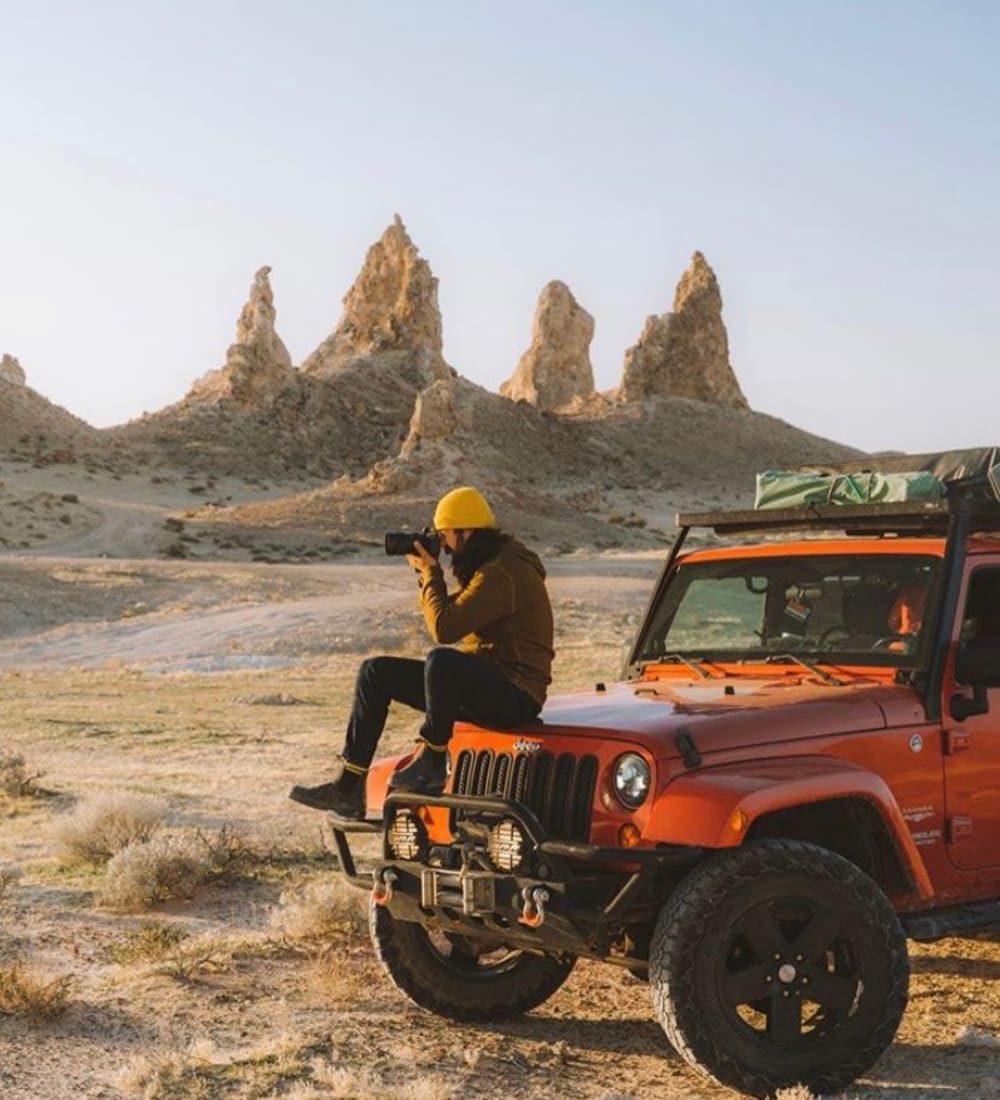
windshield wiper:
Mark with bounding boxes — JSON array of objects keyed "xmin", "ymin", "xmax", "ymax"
[
  {"xmin": 765, "ymin": 653, "xmax": 843, "ymax": 687},
  {"xmin": 655, "ymin": 653, "xmax": 714, "ymax": 679}
]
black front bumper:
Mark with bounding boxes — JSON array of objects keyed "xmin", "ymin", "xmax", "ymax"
[{"xmin": 329, "ymin": 791, "xmax": 702, "ymax": 962}]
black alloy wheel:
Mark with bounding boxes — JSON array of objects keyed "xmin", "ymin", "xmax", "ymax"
[{"xmin": 649, "ymin": 839, "xmax": 909, "ymax": 1098}]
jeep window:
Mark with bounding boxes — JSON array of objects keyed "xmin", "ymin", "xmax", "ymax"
[
  {"xmin": 637, "ymin": 553, "xmax": 940, "ymax": 667},
  {"xmin": 961, "ymin": 566, "xmax": 1000, "ymax": 641}
]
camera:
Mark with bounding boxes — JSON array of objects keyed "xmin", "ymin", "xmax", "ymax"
[{"xmin": 384, "ymin": 527, "xmax": 441, "ymax": 557}]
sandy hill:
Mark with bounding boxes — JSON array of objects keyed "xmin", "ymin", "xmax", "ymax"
[
  {"xmin": 106, "ymin": 356, "xmax": 420, "ymax": 481},
  {"xmin": 209, "ymin": 376, "xmax": 857, "ymax": 552},
  {"xmin": 0, "ymin": 355, "xmax": 105, "ymax": 465}
]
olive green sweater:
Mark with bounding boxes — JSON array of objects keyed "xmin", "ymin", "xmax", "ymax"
[{"xmin": 417, "ymin": 538, "xmax": 554, "ymax": 705}]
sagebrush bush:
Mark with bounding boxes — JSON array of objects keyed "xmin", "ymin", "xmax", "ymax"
[
  {"xmin": 55, "ymin": 793, "xmax": 166, "ymax": 865},
  {"xmin": 107, "ymin": 921, "xmax": 190, "ymax": 965},
  {"xmin": 107, "ymin": 921, "xmax": 232, "ymax": 981},
  {"xmin": 0, "ymin": 750, "xmax": 43, "ymax": 798},
  {"xmin": 0, "ymin": 963, "xmax": 73, "ymax": 1020},
  {"xmin": 272, "ymin": 878, "xmax": 367, "ymax": 942},
  {"xmin": 195, "ymin": 823, "xmax": 254, "ymax": 878},
  {"xmin": 100, "ymin": 834, "xmax": 210, "ymax": 912}
]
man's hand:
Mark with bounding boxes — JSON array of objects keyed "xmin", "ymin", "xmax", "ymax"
[{"xmin": 406, "ymin": 540, "xmax": 438, "ymax": 571}]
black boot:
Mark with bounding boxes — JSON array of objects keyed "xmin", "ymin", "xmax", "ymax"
[
  {"xmin": 289, "ymin": 757, "xmax": 366, "ymax": 819},
  {"xmin": 389, "ymin": 743, "xmax": 448, "ymax": 795}
]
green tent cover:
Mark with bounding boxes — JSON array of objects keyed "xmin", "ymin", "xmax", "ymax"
[{"xmin": 755, "ymin": 447, "xmax": 1000, "ymax": 511}]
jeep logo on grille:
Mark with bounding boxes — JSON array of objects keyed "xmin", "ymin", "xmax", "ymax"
[{"xmin": 513, "ymin": 739, "xmax": 543, "ymax": 754}]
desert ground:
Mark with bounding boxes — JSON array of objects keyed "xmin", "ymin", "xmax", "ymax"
[{"xmin": 2, "ymin": 459, "xmax": 1000, "ymax": 1100}]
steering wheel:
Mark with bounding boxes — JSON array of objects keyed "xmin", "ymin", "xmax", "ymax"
[
  {"xmin": 819, "ymin": 625, "xmax": 852, "ymax": 646},
  {"xmin": 872, "ymin": 634, "xmax": 910, "ymax": 651}
]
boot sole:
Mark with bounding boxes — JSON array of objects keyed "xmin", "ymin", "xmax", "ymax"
[
  {"xmin": 288, "ymin": 787, "xmax": 365, "ymax": 819},
  {"xmin": 386, "ymin": 781, "xmax": 446, "ymax": 796}
]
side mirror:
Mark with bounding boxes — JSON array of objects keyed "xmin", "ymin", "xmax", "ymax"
[
  {"xmin": 950, "ymin": 639, "xmax": 1000, "ymax": 721},
  {"xmin": 955, "ymin": 638, "xmax": 1000, "ymax": 687}
]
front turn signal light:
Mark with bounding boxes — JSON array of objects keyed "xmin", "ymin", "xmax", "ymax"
[
  {"xmin": 619, "ymin": 823, "xmax": 642, "ymax": 848},
  {"xmin": 729, "ymin": 809, "xmax": 749, "ymax": 834}
]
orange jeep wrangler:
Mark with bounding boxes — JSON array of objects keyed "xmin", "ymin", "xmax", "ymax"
[{"xmin": 330, "ymin": 450, "xmax": 1000, "ymax": 1097}]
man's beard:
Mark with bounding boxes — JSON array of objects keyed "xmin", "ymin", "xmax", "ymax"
[{"xmin": 450, "ymin": 530, "xmax": 508, "ymax": 588}]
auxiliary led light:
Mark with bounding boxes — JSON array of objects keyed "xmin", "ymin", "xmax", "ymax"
[
  {"xmin": 488, "ymin": 819, "xmax": 527, "ymax": 873},
  {"xmin": 387, "ymin": 810, "xmax": 426, "ymax": 861}
]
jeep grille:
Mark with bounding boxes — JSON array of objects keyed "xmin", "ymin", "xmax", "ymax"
[{"xmin": 451, "ymin": 749, "xmax": 598, "ymax": 843}]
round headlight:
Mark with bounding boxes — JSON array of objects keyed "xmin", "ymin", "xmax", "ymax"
[
  {"xmin": 613, "ymin": 753, "xmax": 651, "ymax": 809},
  {"xmin": 387, "ymin": 809, "xmax": 426, "ymax": 861},
  {"xmin": 487, "ymin": 818, "xmax": 527, "ymax": 873}
]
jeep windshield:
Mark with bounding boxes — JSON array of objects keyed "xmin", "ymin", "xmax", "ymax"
[{"xmin": 635, "ymin": 551, "xmax": 941, "ymax": 669}]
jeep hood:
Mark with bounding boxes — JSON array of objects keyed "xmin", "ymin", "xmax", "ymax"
[{"xmin": 525, "ymin": 677, "xmax": 921, "ymax": 761}]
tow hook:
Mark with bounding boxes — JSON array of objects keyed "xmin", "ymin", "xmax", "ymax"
[
  {"xmin": 372, "ymin": 868, "xmax": 398, "ymax": 907},
  {"xmin": 519, "ymin": 885, "xmax": 550, "ymax": 928}
]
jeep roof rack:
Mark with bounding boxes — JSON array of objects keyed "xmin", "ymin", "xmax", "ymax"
[
  {"xmin": 678, "ymin": 447, "xmax": 1000, "ymax": 538},
  {"xmin": 677, "ymin": 497, "xmax": 1000, "ymax": 538},
  {"xmin": 676, "ymin": 499, "xmax": 960, "ymax": 538}
]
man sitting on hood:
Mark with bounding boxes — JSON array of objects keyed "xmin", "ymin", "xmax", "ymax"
[{"xmin": 289, "ymin": 486, "xmax": 554, "ymax": 820}]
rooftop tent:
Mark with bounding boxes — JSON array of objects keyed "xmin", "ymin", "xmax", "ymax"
[{"xmin": 755, "ymin": 447, "xmax": 1000, "ymax": 510}]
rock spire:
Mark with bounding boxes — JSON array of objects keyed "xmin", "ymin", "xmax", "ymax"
[
  {"xmin": 189, "ymin": 266, "xmax": 293, "ymax": 404},
  {"xmin": 617, "ymin": 252, "xmax": 748, "ymax": 408},
  {"xmin": 500, "ymin": 281, "xmax": 595, "ymax": 410},
  {"xmin": 302, "ymin": 215, "xmax": 448, "ymax": 382},
  {"xmin": 0, "ymin": 353, "xmax": 26, "ymax": 386}
]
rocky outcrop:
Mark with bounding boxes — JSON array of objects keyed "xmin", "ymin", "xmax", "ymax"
[
  {"xmin": 302, "ymin": 215, "xmax": 449, "ymax": 384},
  {"xmin": 617, "ymin": 252, "xmax": 748, "ymax": 408},
  {"xmin": 189, "ymin": 267, "xmax": 293, "ymax": 405},
  {"xmin": 0, "ymin": 354, "xmax": 26, "ymax": 386},
  {"xmin": 401, "ymin": 379, "xmax": 460, "ymax": 454},
  {"xmin": 500, "ymin": 281, "xmax": 595, "ymax": 410}
]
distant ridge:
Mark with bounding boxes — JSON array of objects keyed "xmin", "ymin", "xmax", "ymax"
[
  {"xmin": 0, "ymin": 355, "xmax": 104, "ymax": 464},
  {"xmin": 3, "ymin": 219, "xmax": 862, "ymax": 547}
]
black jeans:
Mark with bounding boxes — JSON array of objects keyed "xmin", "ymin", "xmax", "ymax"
[{"xmin": 343, "ymin": 646, "xmax": 541, "ymax": 768}]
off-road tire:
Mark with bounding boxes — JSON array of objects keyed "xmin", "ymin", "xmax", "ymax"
[
  {"xmin": 370, "ymin": 900, "xmax": 575, "ymax": 1021},
  {"xmin": 649, "ymin": 839, "xmax": 909, "ymax": 1098}
]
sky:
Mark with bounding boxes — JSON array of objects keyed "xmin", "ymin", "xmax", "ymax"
[{"xmin": 1, "ymin": 0, "xmax": 998, "ymax": 454}]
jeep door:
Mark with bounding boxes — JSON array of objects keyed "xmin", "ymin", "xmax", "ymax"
[{"xmin": 943, "ymin": 560, "xmax": 1000, "ymax": 872}]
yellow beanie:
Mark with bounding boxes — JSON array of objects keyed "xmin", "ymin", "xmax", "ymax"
[{"xmin": 433, "ymin": 487, "xmax": 497, "ymax": 530}]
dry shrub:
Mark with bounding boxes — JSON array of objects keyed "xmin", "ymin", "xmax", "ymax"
[
  {"xmin": 292, "ymin": 1062, "xmax": 456, "ymax": 1100},
  {"xmin": 0, "ymin": 749, "xmax": 43, "ymax": 798},
  {"xmin": 393, "ymin": 1079, "xmax": 456, "ymax": 1100},
  {"xmin": 0, "ymin": 962, "xmax": 73, "ymax": 1021},
  {"xmin": 55, "ymin": 792, "xmax": 166, "ymax": 865},
  {"xmin": 108, "ymin": 921, "xmax": 232, "ymax": 982},
  {"xmin": 116, "ymin": 1045, "xmax": 218, "ymax": 1099},
  {"xmin": 154, "ymin": 938, "xmax": 233, "ymax": 983},
  {"xmin": 195, "ymin": 822, "xmax": 255, "ymax": 879},
  {"xmin": 107, "ymin": 921, "xmax": 189, "ymax": 965},
  {"xmin": 120, "ymin": 1037, "xmax": 308, "ymax": 1098},
  {"xmin": 272, "ymin": 878, "xmax": 367, "ymax": 943},
  {"xmin": 100, "ymin": 834, "xmax": 210, "ymax": 912},
  {"xmin": 774, "ymin": 1088, "xmax": 819, "ymax": 1100}
]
